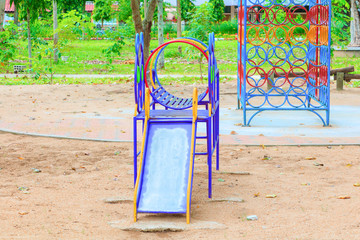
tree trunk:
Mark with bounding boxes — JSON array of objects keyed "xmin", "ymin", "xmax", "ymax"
[
  {"xmin": 82, "ymin": 0, "xmax": 86, "ymax": 40},
  {"xmin": 14, "ymin": 2, "xmax": 19, "ymax": 26},
  {"xmin": 53, "ymin": 0, "xmax": 59, "ymax": 63},
  {"xmin": 350, "ymin": 0, "xmax": 360, "ymax": 46},
  {"xmin": 158, "ymin": 0, "xmax": 164, "ymax": 69},
  {"xmin": 131, "ymin": 0, "xmax": 158, "ymax": 62},
  {"xmin": 27, "ymin": 8, "xmax": 32, "ymax": 68},
  {"xmin": 144, "ymin": 0, "xmax": 147, "ymax": 19},
  {"xmin": 82, "ymin": 0, "xmax": 86, "ymax": 14},
  {"xmin": 176, "ymin": 0, "xmax": 181, "ymax": 53},
  {"xmin": 230, "ymin": 5, "xmax": 235, "ymax": 20},
  {"xmin": 0, "ymin": 0, "xmax": 5, "ymax": 31},
  {"xmin": 101, "ymin": 19, "xmax": 104, "ymax": 29}
]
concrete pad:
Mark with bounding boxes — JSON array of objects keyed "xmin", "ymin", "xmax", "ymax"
[
  {"xmin": 219, "ymin": 171, "xmax": 250, "ymax": 175},
  {"xmin": 109, "ymin": 220, "xmax": 227, "ymax": 232},
  {"xmin": 1, "ymin": 105, "xmax": 359, "ymax": 145},
  {"xmin": 210, "ymin": 197, "xmax": 245, "ymax": 203},
  {"xmin": 103, "ymin": 197, "xmax": 132, "ymax": 204}
]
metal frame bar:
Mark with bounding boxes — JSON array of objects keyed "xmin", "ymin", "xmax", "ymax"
[{"xmin": 238, "ymin": 0, "xmax": 331, "ymax": 126}]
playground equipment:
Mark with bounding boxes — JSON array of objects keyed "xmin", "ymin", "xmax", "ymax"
[
  {"xmin": 238, "ymin": 0, "xmax": 331, "ymax": 126},
  {"xmin": 133, "ymin": 33, "xmax": 220, "ymax": 224}
]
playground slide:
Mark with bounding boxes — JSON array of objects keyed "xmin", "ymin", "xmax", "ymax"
[{"xmin": 136, "ymin": 120, "xmax": 196, "ymax": 214}]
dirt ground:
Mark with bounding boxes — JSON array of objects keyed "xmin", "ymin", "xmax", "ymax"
[{"xmin": 0, "ymin": 80, "xmax": 360, "ymax": 239}]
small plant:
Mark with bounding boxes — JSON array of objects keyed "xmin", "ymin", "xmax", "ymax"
[
  {"xmin": 186, "ymin": 3, "xmax": 215, "ymax": 42},
  {"xmin": 30, "ymin": 44, "xmax": 61, "ymax": 84},
  {"xmin": 118, "ymin": 17, "xmax": 136, "ymax": 38},
  {"xmin": 102, "ymin": 39, "xmax": 125, "ymax": 70},
  {"xmin": 0, "ymin": 29, "xmax": 17, "ymax": 67}
]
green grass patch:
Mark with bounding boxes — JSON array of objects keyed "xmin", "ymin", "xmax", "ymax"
[
  {"xmin": 1, "ymin": 39, "xmax": 360, "ymax": 83},
  {"xmin": 0, "ymin": 76, "xmax": 131, "ymax": 85},
  {"xmin": 345, "ymin": 80, "xmax": 360, "ymax": 88},
  {"xmin": 0, "ymin": 75, "xmax": 236, "ymax": 86}
]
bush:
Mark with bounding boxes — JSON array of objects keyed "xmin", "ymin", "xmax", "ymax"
[
  {"xmin": 58, "ymin": 10, "xmax": 93, "ymax": 40},
  {"xmin": 212, "ymin": 20, "xmax": 237, "ymax": 35},
  {"xmin": 186, "ymin": 3, "xmax": 215, "ymax": 41},
  {"xmin": 31, "ymin": 19, "xmax": 53, "ymax": 38},
  {"xmin": 151, "ymin": 22, "xmax": 176, "ymax": 38},
  {"xmin": 0, "ymin": 30, "xmax": 17, "ymax": 64},
  {"xmin": 164, "ymin": 22, "xmax": 176, "ymax": 34},
  {"xmin": 118, "ymin": 17, "xmax": 135, "ymax": 38}
]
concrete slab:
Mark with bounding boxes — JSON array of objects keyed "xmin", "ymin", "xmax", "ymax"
[
  {"xmin": 103, "ymin": 197, "xmax": 132, "ymax": 204},
  {"xmin": 0, "ymin": 105, "xmax": 359, "ymax": 146},
  {"xmin": 219, "ymin": 171, "xmax": 250, "ymax": 175},
  {"xmin": 210, "ymin": 197, "xmax": 245, "ymax": 203},
  {"xmin": 109, "ymin": 220, "xmax": 227, "ymax": 232}
]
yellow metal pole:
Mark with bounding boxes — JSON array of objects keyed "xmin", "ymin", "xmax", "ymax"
[{"xmin": 134, "ymin": 104, "xmax": 138, "ymax": 117}]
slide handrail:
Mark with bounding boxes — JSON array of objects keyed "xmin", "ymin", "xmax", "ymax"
[
  {"xmin": 186, "ymin": 88, "xmax": 198, "ymax": 224},
  {"xmin": 133, "ymin": 88, "xmax": 150, "ymax": 222}
]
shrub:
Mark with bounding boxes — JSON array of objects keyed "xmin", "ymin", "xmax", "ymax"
[
  {"xmin": 118, "ymin": 17, "xmax": 135, "ymax": 38},
  {"xmin": 212, "ymin": 20, "xmax": 237, "ymax": 35}
]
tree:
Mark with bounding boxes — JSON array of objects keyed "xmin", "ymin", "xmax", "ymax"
[
  {"xmin": 130, "ymin": 0, "xmax": 158, "ymax": 62},
  {"xmin": 93, "ymin": 0, "xmax": 113, "ymax": 28},
  {"xmin": 53, "ymin": 0, "xmax": 58, "ymax": 62},
  {"xmin": 0, "ymin": 0, "xmax": 5, "ymax": 31},
  {"xmin": 58, "ymin": 0, "xmax": 86, "ymax": 13},
  {"xmin": 177, "ymin": 0, "xmax": 181, "ymax": 53},
  {"xmin": 158, "ymin": 0, "xmax": 164, "ymax": 69},
  {"xmin": 152, "ymin": 1, "xmax": 169, "ymax": 22},
  {"xmin": 176, "ymin": 0, "xmax": 181, "ymax": 37},
  {"xmin": 331, "ymin": 0, "xmax": 351, "ymax": 49},
  {"xmin": 143, "ymin": 0, "xmax": 147, "ymax": 19},
  {"xmin": 350, "ymin": 0, "xmax": 360, "ymax": 46},
  {"xmin": 11, "ymin": 0, "xmax": 49, "ymax": 68},
  {"xmin": 10, "ymin": 0, "xmax": 21, "ymax": 26},
  {"xmin": 187, "ymin": 2, "xmax": 214, "ymax": 80},
  {"xmin": 14, "ymin": 1, "xmax": 19, "ymax": 25},
  {"xmin": 209, "ymin": 0, "xmax": 224, "ymax": 22},
  {"xmin": 180, "ymin": 0, "xmax": 195, "ymax": 22},
  {"xmin": 117, "ymin": 0, "xmax": 131, "ymax": 22},
  {"xmin": 187, "ymin": 3, "xmax": 214, "ymax": 42}
]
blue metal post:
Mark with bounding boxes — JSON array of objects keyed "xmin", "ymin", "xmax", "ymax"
[
  {"xmin": 133, "ymin": 117, "xmax": 137, "ymax": 186},
  {"xmin": 207, "ymin": 117, "xmax": 212, "ymax": 198}
]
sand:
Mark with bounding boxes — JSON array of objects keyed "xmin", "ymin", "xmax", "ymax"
[{"xmin": 0, "ymin": 80, "xmax": 360, "ymax": 239}]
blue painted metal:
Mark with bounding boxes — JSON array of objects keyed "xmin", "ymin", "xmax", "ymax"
[
  {"xmin": 134, "ymin": 33, "xmax": 145, "ymax": 114},
  {"xmin": 136, "ymin": 121, "xmax": 195, "ymax": 213},
  {"xmin": 133, "ymin": 33, "xmax": 220, "ymax": 219},
  {"xmin": 237, "ymin": 0, "xmax": 331, "ymax": 126}
]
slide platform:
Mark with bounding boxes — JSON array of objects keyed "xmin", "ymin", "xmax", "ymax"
[{"xmin": 136, "ymin": 120, "xmax": 196, "ymax": 214}]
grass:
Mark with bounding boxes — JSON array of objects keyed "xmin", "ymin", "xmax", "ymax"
[
  {"xmin": 345, "ymin": 80, "xmax": 360, "ymax": 88},
  {"xmin": 1, "ymin": 39, "xmax": 360, "ymax": 86},
  {"xmin": 0, "ymin": 39, "xmax": 237, "ymax": 76},
  {"xmin": 0, "ymin": 75, "xmax": 237, "ymax": 86},
  {"xmin": 0, "ymin": 76, "xmax": 131, "ymax": 85}
]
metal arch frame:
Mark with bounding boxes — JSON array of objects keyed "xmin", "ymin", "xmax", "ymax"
[{"xmin": 237, "ymin": 0, "xmax": 331, "ymax": 126}]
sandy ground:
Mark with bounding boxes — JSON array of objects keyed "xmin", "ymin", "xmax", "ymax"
[{"xmin": 0, "ymin": 80, "xmax": 360, "ymax": 239}]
